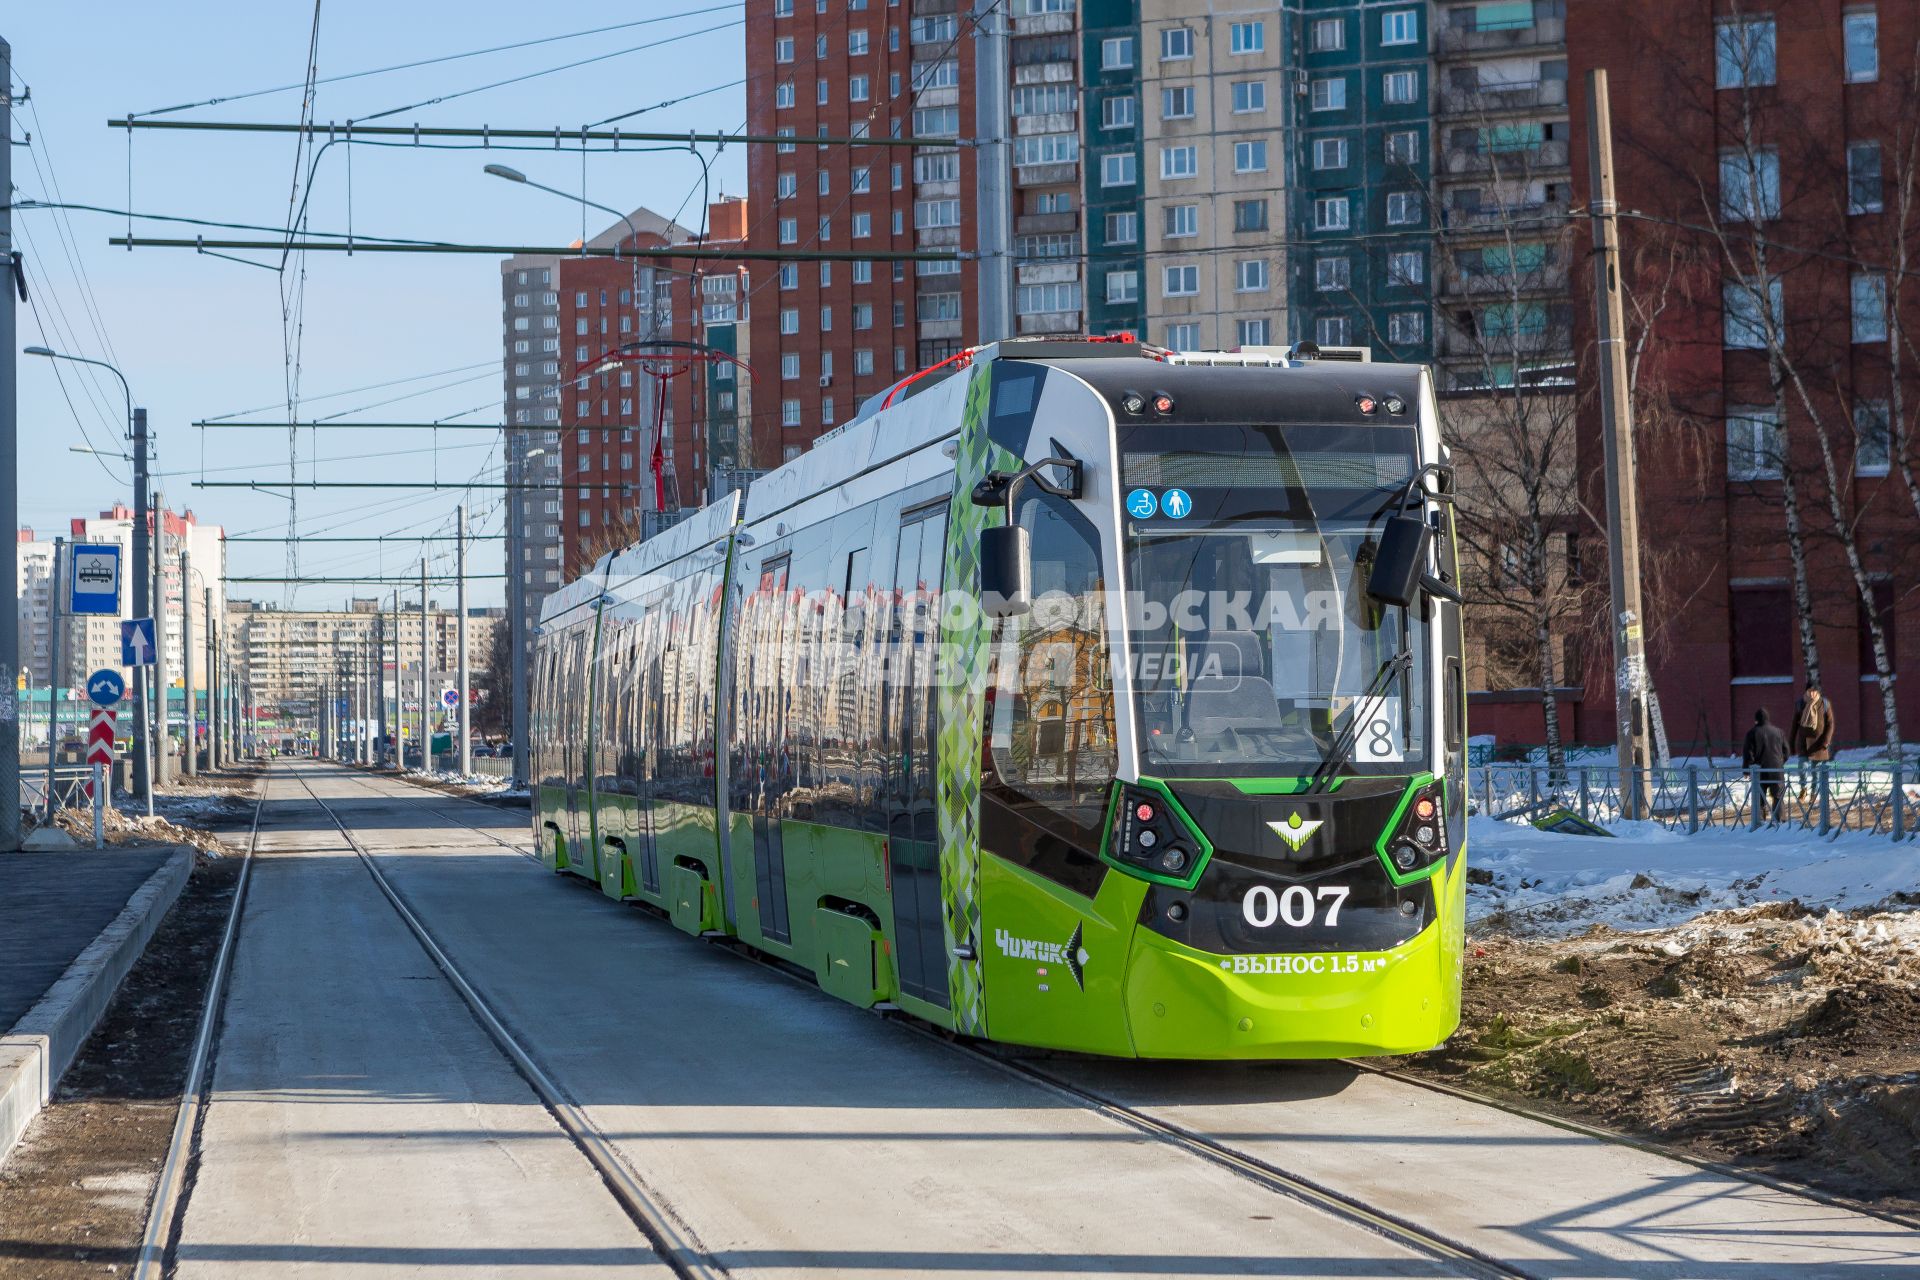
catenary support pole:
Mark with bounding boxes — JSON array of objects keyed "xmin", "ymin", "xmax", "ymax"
[
  {"xmin": 0, "ymin": 36, "xmax": 17, "ymax": 849},
  {"xmin": 1585, "ymin": 69, "xmax": 1653, "ymax": 820},
  {"xmin": 971, "ymin": 3, "xmax": 1011, "ymax": 344},
  {"xmin": 182, "ymin": 547, "xmax": 196, "ymax": 777},
  {"xmin": 205, "ymin": 588, "xmax": 218, "ymax": 771},
  {"xmin": 44, "ymin": 538, "xmax": 63, "ymax": 819},
  {"xmin": 418, "ymin": 562, "xmax": 430, "ymax": 772},
  {"xmin": 456, "ymin": 505, "xmax": 470, "ymax": 776},
  {"xmin": 131, "ymin": 410, "xmax": 151, "ymax": 812},
  {"xmin": 152, "ymin": 488, "xmax": 169, "ymax": 789}
]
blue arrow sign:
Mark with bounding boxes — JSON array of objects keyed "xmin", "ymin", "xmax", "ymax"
[
  {"xmin": 68, "ymin": 543, "xmax": 123, "ymax": 616},
  {"xmin": 122, "ymin": 617, "xmax": 157, "ymax": 667},
  {"xmin": 87, "ymin": 668, "xmax": 126, "ymax": 708}
]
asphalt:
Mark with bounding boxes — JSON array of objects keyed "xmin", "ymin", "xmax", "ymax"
[
  {"xmin": 169, "ymin": 761, "xmax": 1920, "ymax": 1279},
  {"xmin": 0, "ymin": 847, "xmax": 175, "ymax": 1032}
]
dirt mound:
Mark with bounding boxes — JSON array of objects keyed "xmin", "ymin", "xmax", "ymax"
[{"xmin": 1405, "ymin": 902, "xmax": 1920, "ymax": 1215}]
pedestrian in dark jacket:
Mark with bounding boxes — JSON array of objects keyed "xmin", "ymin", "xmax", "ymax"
[
  {"xmin": 1742, "ymin": 707, "xmax": 1790, "ymax": 824},
  {"xmin": 1789, "ymin": 681, "xmax": 1835, "ymax": 762}
]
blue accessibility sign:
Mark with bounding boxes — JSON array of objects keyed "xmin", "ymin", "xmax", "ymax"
[
  {"xmin": 121, "ymin": 617, "xmax": 157, "ymax": 667},
  {"xmin": 1160, "ymin": 488, "xmax": 1193, "ymax": 519},
  {"xmin": 1125, "ymin": 488, "xmax": 1158, "ymax": 519},
  {"xmin": 86, "ymin": 668, "xmax": 126, "ymax": 708}
]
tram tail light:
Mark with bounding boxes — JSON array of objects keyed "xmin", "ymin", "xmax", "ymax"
[
  {"xmin": 1385, "ymin": 784, "xmax": 1448, "ymax": 877},
  {"xmin": 1110, "ymin": 785, "xmax": 1201, "ymax": 882}
]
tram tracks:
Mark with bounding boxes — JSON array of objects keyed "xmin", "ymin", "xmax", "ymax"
[{"xmin": 132, "ymin": 762, "xmax": 725, "ymax": 1280}]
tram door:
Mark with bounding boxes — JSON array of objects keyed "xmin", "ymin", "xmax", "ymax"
[
  {"xmin": 751, "ymin": 556, "xmax": 794, "ymax": 945},
  {"xmin": 885, "ymin": 507, "xmax": 950, "ymax": 1008}
]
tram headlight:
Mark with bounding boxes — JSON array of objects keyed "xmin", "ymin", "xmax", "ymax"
[
  {"xmin": 1110, "ymin": 785, "xmax": 1202, "ymax": 882},
  {"xmin": 1120, "ymin": 390, "xmax": 1147, "ymax": 415},
  {"xmin": 1384, "ymin": 784, "xmax": 1449, "ymax": 877}
]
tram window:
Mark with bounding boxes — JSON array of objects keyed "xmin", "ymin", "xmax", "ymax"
[
  {"xmin": 989, "ymin": 490, "xmax": 1116, "ymax": 836},
  {"xmin": 1446, "ymin": 657, "xmax": 1464, "ymax": 752}
]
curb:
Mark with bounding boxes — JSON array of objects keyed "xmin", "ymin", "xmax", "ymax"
[{"xmin": 0, "ymin": 847, "xmax": 195, "ymax": 1166}]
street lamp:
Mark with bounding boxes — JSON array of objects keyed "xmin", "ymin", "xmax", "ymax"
[{"xmin": 26, "ymin": 346, "xmax": 155, "ymax": 816}]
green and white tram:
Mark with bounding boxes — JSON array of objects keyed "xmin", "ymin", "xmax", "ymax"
[{"xmin": 530, "ymin": 337, "xmax": 1467, "ymax": 1058}]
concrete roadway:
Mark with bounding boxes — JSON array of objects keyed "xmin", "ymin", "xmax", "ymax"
[{"xmin": 169, "ymin": 761, "xmax": 1920, "ymax": 1278}]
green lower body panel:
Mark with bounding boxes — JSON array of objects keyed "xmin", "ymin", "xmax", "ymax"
[
  {"xmin": 1123, "ymin": 858, "xmax": 1468, "ymax": 1059},
  {"xmin": 668, "ymin": 863, "xmax": 718, "ymax": 935},
  {"xmin": 813, "ymin": 907, "xmax": 888, "ymax": 1008}
]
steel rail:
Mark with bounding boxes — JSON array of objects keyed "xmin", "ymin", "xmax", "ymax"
[
  {"xmin": 132, "ymin": 774, "xmax": 265, "ymax": 1280},
  {"xmin": 289, "ymin": 762, "xmax": 725, "ymax": 1279}
]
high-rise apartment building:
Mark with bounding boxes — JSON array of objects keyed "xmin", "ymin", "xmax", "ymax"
[
  {"xmin": 227, "ymin": 597, "xmax": 502, "ymax": 720},
  {"xmin": 502, "ymin": 252, "xmax": 566, "ymax": 720}
]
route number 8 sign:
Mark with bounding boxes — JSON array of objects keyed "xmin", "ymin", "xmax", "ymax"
[{"xmin": 1342, "ymin": 693, "xmax": 1405, "ymax": 763}]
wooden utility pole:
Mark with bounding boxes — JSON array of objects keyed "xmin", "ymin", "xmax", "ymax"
[{"xmin": 1585, "ymin": 69, "xmax": 1653, "ymax": 817}]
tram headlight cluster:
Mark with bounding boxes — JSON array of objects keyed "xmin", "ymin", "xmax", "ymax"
[
  {"xmin": 1386, "ymin": 784, "xmax": 1448, "ymax": 876},
  {"xmin": 1109, "ymin": 785, "xmax": 1197, "ymax": 881}
]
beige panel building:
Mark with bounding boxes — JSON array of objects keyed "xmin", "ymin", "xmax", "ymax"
[
  {"xmin": 1139, "ymin": 2, "xmax": 1286, "ymax": 351},
  {"xmin": 228, "ymin": 598, "xmax": 503, "ymax": 719}
]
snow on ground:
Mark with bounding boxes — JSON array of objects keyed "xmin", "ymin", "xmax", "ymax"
[{"xmin": 1468, "ymin": 814, "xmax": 1920, "ymax": 935}]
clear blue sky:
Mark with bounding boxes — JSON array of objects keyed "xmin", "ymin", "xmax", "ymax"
[{"xmin": 7, "ymin": 2, "xmax": 747, "ymax": 609}]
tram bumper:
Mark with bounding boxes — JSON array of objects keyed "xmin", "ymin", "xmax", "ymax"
[{"xmin": 1121, "ymin": 917, "xmax": 1460, "ymax": 1059}]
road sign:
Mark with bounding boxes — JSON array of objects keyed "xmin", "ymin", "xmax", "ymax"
[
  {"xmin": 86, "ymin": 710, "xmax": 116, "ymax": 800},
  {"xmin": 441, "ymin": 688, "xmax": 460, "ymax": 709},
  {"xmin": 122, "ymin": 617, "xmax": 157, "ymax": 666},
  {"xmin": 87, "ymin": 668, "xmax": 126, "ymax": 707},
  {"xmin": 68, "ymin": 543, "xmax": 123, "ymax": 615}
]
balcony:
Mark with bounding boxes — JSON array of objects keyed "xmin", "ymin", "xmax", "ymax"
[
  {"xmin": 1435, "ymin": 319, "xmax": 1572, "ymax": 361},
  {"xmin": 1441, "ymin": 139, "xmax": 1569, "ymax": 177},
  {"xmin": 1015, "ymin": 212, "xmax": 1078, "ymax": 235},
  {"xmin": 1436, "ymin": 17, "xmax": 1566, "ymax": 57},
  {"xmin": 1016, "ymin": 310, "xmax": 1081, "ymax": 336},
  {"xmin": 1439, "ymin": 77, "xmax": 1569, "ymax": 119},
  {"xmin": 1014, "ymin": 162, "xmax": 1079, "ymax": 188},
  {"xmin": 1437, "ymin": 198, "xmax": 1572, "ymax": 234},
  {"xmin": 1437, "ymin": 257, "xmax": 1570, "ymax": 299}
]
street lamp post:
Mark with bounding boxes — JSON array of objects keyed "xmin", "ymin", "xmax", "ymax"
[{"xmin": 26, "ymin": 346, "xmax": 152, "ymax": 816}]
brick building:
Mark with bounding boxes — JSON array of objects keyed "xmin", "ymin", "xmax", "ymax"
[{"xmin": 1563, "ymin": 0, "xmax": 1920, "ymax": 754}]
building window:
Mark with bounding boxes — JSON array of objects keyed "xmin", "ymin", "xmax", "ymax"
[
  {"xmin": 853, "ymin": 259, "xmax": 873, "ymax": 284},
  {"xmin": 1383, "ymin": 70, "xmax": 1420, "ymax": 104},
  {"xmin": 1715, "ymin": 16, "xmax": 1777, "ymax": 88},
  {"xmin": 820, "ymin": 305, "xmax": 834, "ymax": 331},
  {"xmin": 915, "ymin": 199, "xmax": 962, "ymax": 228},
  {"xmin": 1852, "ymin": 272, "xmax": 1888, "ymax": 342},
  {"xmin": 1231, "ymin": 80, "xmax": 1266, "ymax": 114},
  {"xmin": 854, "ymin": 348, "xmax": 875, "ymax": 376},
  {"xmin": 778, "ymin": 217, "xmax": 798, "ymax": 244},
  {"xmin": 1236, "ymin": 259, "xmax": 1268, "ymax": 292},
  {"xmin": 1229, "ymin": 21, "xmax": 1264, "ymax": 54},
  {"xmin": 776, "ymin": 173, "xmax": 797, "ymax": 200},
  {"xmin": 1161, "ymin": 26, "xmax": 1193, "ymax": 60},
  {"xmin": 1387, "ymin": 251, "xmax": 1425, "ymax": 286},
  {"xmin": 822, "ymin": 398, "xmax": 835, "ymax": 425},
  {"xmin": 852, "ymin": 212, "xmax": 873, "ymax": 238},
  {"xmin": 775, "ymin": 127, "xmax": 795, "ymax": 154},
  {"xmin": 1012, "ymin": 84, "xmax": 1076, "ymax": 116},
  {"xmin": 775, "ymin": 81, "xmax": 795, "ymax": 109},
  {"xmin": 914, "ymin": 152, "xmax": 960, "ymax": 183},
  {"xmin": 1388, "ymin": 310, "xmax": 1426, "ymax": 345},
  {"xmin": 1106, "ymin": 270, "xmax": 1139, "ymax": 304},
  {"xmin": 1164, "ymin": 204, "xmax": 1197, "ymax": 238},
  {"xmin": 854, "ymin": 302, "xmax": 874, "ymax": 330},
  {"xmin": 1727, "ymin": 406, "xmax": 1784, "ymax": 480},
  {"xmin": 849, "ymin": 27, "xmax": 869, "ymax": 54},
  {"xmin": 1311, "ymin": 17, "xmax": 1345, "ymax": 51},
  {"xmin": 1013, "ymin": 133, "xmax": 1078, "ymax": 166},
  {"xmin": 1106, "ymin": 210, "xmax": 1140, "ymax": 244},
  {"xmin": 774, "ymin": 0, "xmax": 793, "ymax": 14},
  {"xmin": 782, "ymin": 399, "xmax": 802, "ymax": 428},
  {"xmin": 1315, "ymin": 257, "xmax": 1350, "ymax": 292},
  {"xmin": 1311, "ymin": 77, "xmax": 1347, "ymax": 112},
  {"xmin": 1730, "ymin": 586, "xmax": 1793, "ymax": 678},
  {"xmin": 780, "ymin": 308, "xmax": 800, "ymax": 335},
  {"xmin": 1166, "ymin": 322, "xmax": 1199, "ymax": 350},
  {"xmin": 1233, "ymin": 198, "xmax": 1268, "ymax": 231},
  {"xmin": 1102, "ymin": 37, "xmax": 1134, "ymax": 69},
  {"xmin": 1386, "ymin": 191, "xmax": 1421, "ymax": 225},
  {"xmin": 1720, "ymin": 148, "xmax": 1781, "ymax": 221},
  {"xmin": 1855, "ymin": 399, "xmax": 1892, "ymax": 474},
  {"xmin": 817, "ymin": 78, "xmax": 829, "ymax": 105},
  {"xmin": 1845, "ymin": 10, "xmax": 1878, "ymax": 82},
  {"xmin": 778, "ymin": 263, "xmax": 798, "ymax": 290},
  {"xmin": 1849, "ymin": 140, "xmax": 1883, "ymax": 214},
  {"xmin": 912, "ymin": 106, "xmax": 960, "ymax": 137},
  {"xmin": 1237, "ymin": 318, "xmax": 1271, "ymax": 346},
  {"xmin": 775, "ymin": 36, "xmax": 794, "ymax": 62},
  {"xmin": 781, "ymin": 353, "xmax": 800, "ymax": 380},
  {"xmin": 1315, "ymin": 314, "xmax": 1352, "ymax": 346},
  {"xmin": 1314, "ymin": 196, "xmax": 1351, "ymax": 230},
  {"xmin": 1162, "ymin": 264, "xmax": 1199, "ymax": 297},
  {"xmin": 1016, "ymin": 282, "xmax": 1082, "ymax": 313},
  {"xmin": 918, "ymin": 292, "xmax": 962, "ymax": 321},
  {"xmin": 1162, "ymin": 85, "xmax": 1194, "ymax": 119},
  {"xmin": 1386, "ymin": 129, "xmax": 1423, "ymax": 166},
  {"xmin": 1160, "ymin": 145, "xmax": 1198, "ymax": 179},
  {"xmin": 1102, "ymin": 95, "xmax": 1136, "ymax": 129},
  {"xmin": 1724, "ymin": 277, "xmax": 1782, "ymax": 348},
  {"xmin": 1381, "ymin": 9, "xmax": 1419, "ymax": 46},
  {"xmin": 1233, "ymin": 139, "xmax": 1268, "ymax": 173},
  {"xmin": 1101, "ymin": 152, "xmax": 1138, "ymax": 186},
  {"xmin": 1313, "ymin": 137, "xmax": 1348, "ymax": 170}
]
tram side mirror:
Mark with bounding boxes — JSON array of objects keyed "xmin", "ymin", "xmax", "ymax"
[
  {"xmin": 980, "ymin": 524, "xmax": 1031, "ymax": 618},
  {"xmin": 1366, "ymin": 514, "xmax": 1430, "ymax": 608}
]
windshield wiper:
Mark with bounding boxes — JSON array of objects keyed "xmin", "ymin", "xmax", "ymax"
[{"xmin": 1306, "ymin": 649, "xmax": 1413, "ymax": 794}]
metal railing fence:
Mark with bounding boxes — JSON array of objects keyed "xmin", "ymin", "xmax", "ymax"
[{"xmin": 1471, "ymin": 761, "xmax": 1919, "ymax": 841}]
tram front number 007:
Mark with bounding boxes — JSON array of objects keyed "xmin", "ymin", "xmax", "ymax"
[{"xmin": 1241, "ymin": 884, "xmax": 1350, "ymax": 929}]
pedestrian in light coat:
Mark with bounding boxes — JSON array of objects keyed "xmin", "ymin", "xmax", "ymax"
[{"xmin": 1742, "ymin": 707, "xmax": 1790, "ymax": 825}]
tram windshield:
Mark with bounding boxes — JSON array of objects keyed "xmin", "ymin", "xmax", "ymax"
[{"xmin": 1119, "ymin": 423, "xmax": 1429, "ymax": 778}]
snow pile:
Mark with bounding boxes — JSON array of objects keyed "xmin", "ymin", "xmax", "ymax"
[{"xmin": 1468, "ymin": 815, "xmax": 1919, "ymax": 935}]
